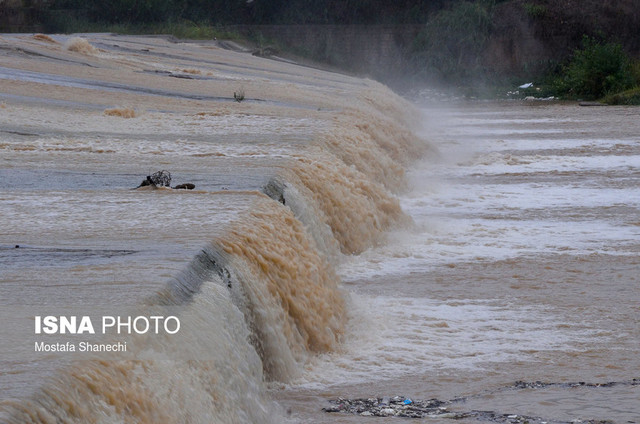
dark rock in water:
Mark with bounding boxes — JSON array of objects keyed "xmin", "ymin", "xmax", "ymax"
[
  {"xmin": 263, "ymin": 178, "xmax": 286, "ymax": 205},
  {"xmin": 137, "ymin": 175, "xmax": 154, "ymax": 188},
  {"xmin": 173, "ymin": 183, "xmax": 195, "ymax": 190}
]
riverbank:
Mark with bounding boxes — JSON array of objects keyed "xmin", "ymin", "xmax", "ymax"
[{"xmin": 3, "ymin": 1, "xmax": 640, "ymax": 98}]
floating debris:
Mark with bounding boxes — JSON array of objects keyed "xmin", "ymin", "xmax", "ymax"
[
  {"xmin": 322, "ymin": 396, "xmax": 551, "ymax": 421},
  {"xmin": 511, "ymin": 379, "xmax": 639, "ymax": 390},
  {"xmin": 323, "ymin": 396, "xmax": 452, "ymax": 419},
  {"xmin": 136, "ymin": 170, "xmax": 172, "ymax": 188},
  {"xmin": 104, "ymin": 107, "xmax": 137, "ymax": 118},
  {"xmin": 135, "ymin": 171, "xmax": 196, "ymax": 190},
  {"xmin": 233, "ymin": 89, "xmax": 245, "ymax": 102},
  {"xmin": 323, "ymin": 385, "xmax": 632, "ymax": 423}
]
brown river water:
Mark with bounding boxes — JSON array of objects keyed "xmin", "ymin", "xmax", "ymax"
[{"xmin": 0, "ymin": 34, "xmax": 638, "ymax": 423}]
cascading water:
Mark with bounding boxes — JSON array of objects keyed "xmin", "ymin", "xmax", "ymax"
[{"xmin": 0, "ymin": 33, "xmax": 427, "ymax": 423}]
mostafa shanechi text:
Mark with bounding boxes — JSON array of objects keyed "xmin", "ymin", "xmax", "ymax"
[{"xmin": 34, "ymin": 341, "xmax": 128, "ymax": 352}]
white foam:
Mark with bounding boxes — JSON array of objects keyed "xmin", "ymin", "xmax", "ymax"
[
  {"xmin": 340, "ymin": 103, "xmax": 640, "ymax": 283},
  {"xmin": 473, "ymin": 137, "xmax": 640, "ymax": 152},
  {"xmin": 459, "ymin": 153, "xmax": 640, "ymax": 175},
  {"xmin": 294, "ymin": 295, "xmax": 598, "ymax": 388},
  {"xmin": 339, "ymin": 217, "xmax": 637, "ymax": 281}
]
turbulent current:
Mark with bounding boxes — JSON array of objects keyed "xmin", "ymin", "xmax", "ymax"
[{"xmin": 0, "ymin": 34, "xmax": 638, "ymax": 424}]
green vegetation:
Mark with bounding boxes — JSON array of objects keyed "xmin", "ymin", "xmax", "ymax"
[
  {"xmin": 553, "ymin": 36, "xmax": 636, "ymax": 100},
  {"xmin": 507, "ymin": 36, "xmax": 639, "ymax": 104},
  {"xmin": 602, "ymin": 87, "xmax": 640, "ymax": 105},
  {"xmin": 523, "ymin": 3, "xmax": 547, "ymax": 18}
]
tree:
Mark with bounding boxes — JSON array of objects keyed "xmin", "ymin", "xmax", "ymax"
[{"xmin": 556, "ymin": 36, "xmax": 634, "ymax": 99}]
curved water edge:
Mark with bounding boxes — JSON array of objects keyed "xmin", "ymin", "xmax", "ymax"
[{"xmin": 0, "ymin": 34, "xmax": 431, "ymax": 422}]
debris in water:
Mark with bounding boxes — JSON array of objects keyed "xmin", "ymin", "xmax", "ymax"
[
  {"xmin": 135, "ymin": 171, "xmax": 195, "ymax": 190},
  {"xmin": 323, "ymin": 394, "xmax": 623, "ymax": 423},
  {"xmin": 104, "ymin": 107, "xmax": 137, "ymax": 118},
  {"xmin": 136, "ymin": 170, "xmax": 172, "ymax": 188},
  {"xmin": 233, "ymin": 89, "xmax": 245, "ymax": 102},
  {"xmin": 322, "ymin": 396, "xmax": 450, "ymax": 419},
  {"xmin": 511, "ymin": 379, "xmax": 639, "ymax": 390}
]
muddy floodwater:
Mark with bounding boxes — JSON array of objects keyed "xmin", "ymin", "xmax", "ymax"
[
  {"xmin": 276, "ymin": 101, "xmax": 640, "ymax": 423},
  {"xmin": 0, "ymin": 33, "xmax": 638, "ymax": 424}
]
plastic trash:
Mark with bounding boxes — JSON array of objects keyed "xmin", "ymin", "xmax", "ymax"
[
  {"xmin": 519, "ymin": 82, "xmax": 533, "ymax": 89},
  {"xmin": 403, "ymin": 399, "xmax": 413, "ymax": 405}
]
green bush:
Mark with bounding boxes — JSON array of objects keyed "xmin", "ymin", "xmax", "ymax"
[
  {"xmin": 631, "ymin": 60, "xmax": 640, "ymax": 85},
  {"xmin": 602, "ymin": 87, "xmax": 640, "ymax": 105},
  {"xmin": 554, "ymin": 36, "xmax": 635, "ymax": 100},
  {"xmin": 523, "ymin": 3, "xmax": 546, "ymax": 18}
]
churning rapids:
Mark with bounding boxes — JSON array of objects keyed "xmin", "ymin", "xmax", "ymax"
[{"xmin": 0, "ymin": 34, "xmax": 638, "ymax": 424}]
